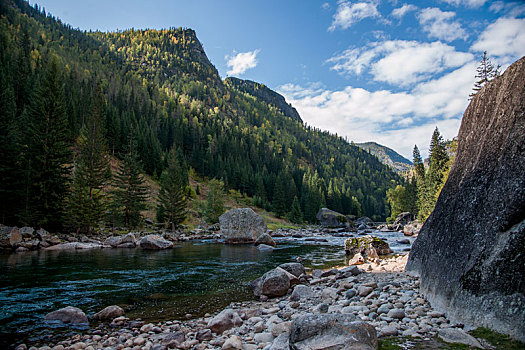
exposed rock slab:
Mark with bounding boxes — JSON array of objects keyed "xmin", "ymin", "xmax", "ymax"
[
  {"xmin": 407, "ymin": 56, "xmax": 525, "ymax": 342},
  {"xmin": 219, "ymin": 208, "xmax": 267, "ymax": 243},
  {"xmin": 138, "ymin": 235, "xmax": 173, "ymax": 250}
]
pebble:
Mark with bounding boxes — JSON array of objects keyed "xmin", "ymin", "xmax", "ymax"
[{"xmin": 30, "ymin": 253, "xmax": 460, "ymax": 350}]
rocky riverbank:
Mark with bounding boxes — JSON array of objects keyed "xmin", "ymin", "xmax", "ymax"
[{"xmin": 13, "ymin": 254, "xmax": 503, "ymax": 350}]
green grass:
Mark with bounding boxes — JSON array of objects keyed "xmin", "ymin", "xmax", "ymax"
[
  {"xmin": 470, "ymin": 327, "xmax": 525, "ymax": 350},
  {"xmin": 378, "ymin": 338, "xmax": 403, "ymax": 350}
]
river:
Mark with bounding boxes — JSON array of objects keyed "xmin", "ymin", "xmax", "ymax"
[{"xmin": 0, "ymin": 230, "xmax": 414, "ymax": 346}]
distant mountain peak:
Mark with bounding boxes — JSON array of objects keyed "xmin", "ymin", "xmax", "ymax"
[
  {"xmin": 356, "ymin": 142, "xmax": 412, "ymax": 173},
  {"xmin": 225, "ymin": 77, "xmax": 303, "ymax": 123}
]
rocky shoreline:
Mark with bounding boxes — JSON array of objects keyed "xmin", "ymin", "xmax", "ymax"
[{"xmin": 12, "ymin": 254, "xmax": 497, "ymax": 350}]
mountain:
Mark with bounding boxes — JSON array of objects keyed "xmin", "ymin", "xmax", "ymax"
[
  {"xmin": 225, "ymin": 77, "xmax": 302, "ymax": 122},
  {"xmin": 356, "ymin": 142, "xmax": 412, "ymax": 173},
  {"xmin": 0, "ymin": 0, "xmax": 401, "ymax": 227}
]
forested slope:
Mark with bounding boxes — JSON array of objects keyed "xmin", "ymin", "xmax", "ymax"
[{"xmin": 0, "ymin": 0, "xmax": 400, "ymax": 229}]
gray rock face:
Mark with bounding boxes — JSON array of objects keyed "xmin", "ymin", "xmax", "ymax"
[
  {"xmin": 44, "ymin": 306, "xmax": 88, "ymax": 325},
  {"xmin": 254, "ymin": 233, "xmax": 276, "ymax": 247},
  {"xmin": 316, "ymin": 208, "xmax": 350, "ymax": 228},
  {"xmin": 407, "ymin": 57, "xmax": 525, "ymax": 342},
  {"xmin": 289, "ymin": 313, "xmax": 377, "ymax": 350},
  {"xmin": 45, "ymin": 242, "xmax": 103, "ymax": 250},
  {"xmin": 93, "ymin": 305, "xmax": 125, "ymax": 321},
  {"xmin": 219, "ymin": 208, "xmax": 267, "ymax": 243},
  {"xmin": 138, "ymin": 235, "xmax": 173, "ymax": 250},
  {"xmin": 207, "ymin": 309, "xmax": 243, "ymax": 334}
]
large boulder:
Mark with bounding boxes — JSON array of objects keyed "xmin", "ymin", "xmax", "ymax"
[
  {"xmin": 316, "ymin": 208, "xmax": 350, "ymax": 228},
  {"xmin": 138, "ymin": 235, "xmax": 173, "ymax": 250},
  {"xmin": 344, "ymin": 235, "xmax": 392, "ymax": 259},
  {"xmin": 289, "ymin": 313, "xmax": 377, "ymax": 350},
  {"xmin": 0, "ymin": 226, "xmax": 22, "ymax": 248},
  {"xmin": 219, "ymin": 208, "xmax": 267, "ymax": 243},
  {"xmin": 406, "ymin": 57, "xmax": 525, "ymax": 342},
  {"xmin": 45, "ymin": 242, "xmax": 104, "ymax": 250},
  {"xmin": 207, "ymin": 309, "xmax": 243, "ymax": 334},
  {"xmin": 252, "ymin": 267, "xmax": 291, "ymax": 298},
  {"xmin": 278, "ymin": 263, "xmax": 305, "ymax": 277},
  {"xmin": 44, "ymin": 306, "xmax": 89, "ymax": 325}
]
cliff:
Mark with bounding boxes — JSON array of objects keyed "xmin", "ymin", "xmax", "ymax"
[{"xmin": 406, "ymin": 57, "xmax": 525, "ymax": 341}]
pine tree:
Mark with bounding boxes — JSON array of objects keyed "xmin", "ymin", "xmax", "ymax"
[
  {"xmin": 20, "ymin": 57, "xmax": 72, "ymax": 229},
  {"xmin": 288, "ymin": 195, "xmax": 303, "ymax": 224},
  {"xmin": 65, "ymin": 85, "xmax": 111, "ymax": 233},
  {"xmin": 156, "ymin": 147, "xmax": 188, "ymax": 230},
  {"xmin": 470, "ymin": 51, "xmax": 500, "ymax": 99},
  {"xmin": 204, "ymin": 179, "xmax": 225, "ymax": 224},
  {"xmin": 112, "ymin": 135, "xmax": 149, "ymax": 228}
]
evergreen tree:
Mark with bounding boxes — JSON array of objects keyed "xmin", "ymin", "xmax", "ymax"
[
  {"xmin": 204, "ymin": 179, "xmax": 225, "ymax": 224},
  {"xmin": 470, "ymin": 51, "xmax": 500, "ymax": 99},
  {"xmin": 418, "ymin": 128, "xmax": 449, "ymax": 221},
  {"xmin": 156, "ymin": 147, "xmax": 188, "ymax": 230},
  {"xmin": 65, "ymin": 85, "xmax": 111, "ymax": 233},
  {"xmin": 272, "ymin": 174, "xmax": 287, "ymax": 218},
  {"xmin": 288, "ymin": 195, "xmax": 303, "ymax": 224},
  {"xmin": 386, "ymin": 184, "xmax": 407, "ymax": 222},
  {"xmin": 0, "ymin": 69, "xmax": 21, "ymax": 224},
  {"xmin": 20, "ymin": 57, "xmax": 71, "ymax": 229},
  {"xmin": 112, "ymin": 135, "xmax": 149, "ymax": 228},
  {"xmin": 412, "ymin": 145, "xmax": 425, "ymax": 180}
]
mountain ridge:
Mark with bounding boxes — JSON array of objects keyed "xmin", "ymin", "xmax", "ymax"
[{"xmin": 356, "ymin": 142, "xmax": 412, "ymax": 173}]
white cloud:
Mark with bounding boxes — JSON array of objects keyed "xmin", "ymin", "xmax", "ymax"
[
  {"xmin": 471, "ymin": 17, "xmax": 525, "ymax": 63},
  {"xmin": 441, "ymin": 0, "xmax": 487, "ymax": 8},
  {"xmin": 327, "ymin": 40, "xmax": 473, "ymax": 86},
  {"xmin": 328, "ymin": 1, "xmax": 380, "ymax": 31},
  {"xmin": 279, "ymin": 62, "xmax": 476, "ymax": 159},
  {"xmin": 225, "ymin": 49, "xmax": 260, "ymax": 76},
  {"xmin": 392, "ymin": 4, "xmax": 418, "ymax": 18},
  {"xmin": 417, "ymin": 7, "xmax": 468, "ymax": 42},
  {"xmin": 489, "ymin": 1, "xmax": 525, "ymax": 17}
]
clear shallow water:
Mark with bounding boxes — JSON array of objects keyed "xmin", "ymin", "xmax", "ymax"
[{"xmin": 0, "ymin": 231, "xmax": 413, "ymax": 347}]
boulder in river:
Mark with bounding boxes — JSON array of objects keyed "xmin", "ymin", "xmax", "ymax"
[
  {"xmin": 138, "ymin": 235, "xmax": 173, "ymax": 249},
  {"xmin": 0, "ymin": 226, "xmax": 22, "ymax": 248},
  {"xmin": 403, "ymin": 221, "xmax": 421, "ymax": 236},
  {"xmin": 45, "ymin": 242, "xmax": 103, "ymax": 250},
  {"xmin": 406, "ymin": 56, "xmax": 525, "ymax": 342},
  {"xmin": 289, "ymin": 313, "xmax": 377, "ymax": 350},
  {"xmin": 252, "ymin": 267, "xmax": 291, "ymax": 298},
  {"xmin": 219, "ymin": 208, "xmax": 267, "ymax": 243},
  {"xmin": 93, "ymin": 305, "xmax": 125, "ymax": 321},
  {"xmin": 44, "ymin": 306, "xmax": 89, "ymax": 325},
  {"xmin": 316, "ymin": 208, "xmax": 351, "ymax": 228},
  {"xmin": 254, "ymin": 233, "xmax": 276, "ymax": 247},
  {"xmin": 344, "ymin": 235, "xmax": 392, "ymax": 259},
  {"xmin": 393, "ymin": 212, "xmax": 414, "ymax": 227}
]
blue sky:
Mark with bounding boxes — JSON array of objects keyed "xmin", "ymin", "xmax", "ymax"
[{"xmin": 31, "ymin": 0, "xmax": 525, "ymax": 158}]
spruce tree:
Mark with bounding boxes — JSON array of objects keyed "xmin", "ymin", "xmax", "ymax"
[
  {"xmin": 65, "ymin": 85, "xmax": 111, "ymax": 233},
  {"xmin": 470, "ymin": 51, "xmax": 500, "ymax": 99},
  {"xmin": 112, "ymin": 135, "xmax": 148, "ymax": 228},
  {"xmin": 204, "ymin": 179, "xmax": 225, "ymax": 224},
  {"xmin": 156, "ymin": 147, "xmax": 188, "ymax": 230},
  {"xmin": 20, "ymin": 57, "xmax": 71, "ymax": 229},
  {"xmin": 288, "ymin": 195, "xmax": 303, "ymax": 224},
  {"xmin": 412, "ymin": 145, "xmax": 425, "ymax": 180}
]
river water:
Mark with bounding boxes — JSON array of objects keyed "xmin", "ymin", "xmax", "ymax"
[{"xmin": 0, "ymin": 230, "xmax": 414, "ymax": 346}]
